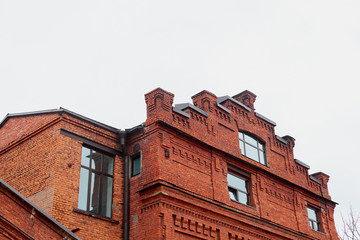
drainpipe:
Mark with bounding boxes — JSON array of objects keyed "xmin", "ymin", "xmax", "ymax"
[{"xmin": 120, "ymin": 130, "xmax": 129, "ymax": 240}]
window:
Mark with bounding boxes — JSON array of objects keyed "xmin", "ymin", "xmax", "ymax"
[
  {"xmin": 307, "ymin": 206, "xmax": 321, "ymax": 232},
  {"xmin": 239, "ymin": 131, "xmax": 266, "ymax": 165},
  {"xmin": 131, "ymin": 154, "xmax": 141, "ymax": 176},
  {"xmin": 78, "ymin": 146, "xmax": 114, "ymax": 218},
  {"xmin": 227, "ymin": 171, "xmax": 250, "ymax": 205}
]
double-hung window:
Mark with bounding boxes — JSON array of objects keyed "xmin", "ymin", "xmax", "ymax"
[
  {"xmin": 78, "ymin": 146, "xmax": 114, "ymax": 218},
  {"xmin": 239, "ymin": 131, "xmax": 266, "ymax": 165},
  {"xmin": 307, "ymin": 206, "xmax": 321, "ymax": 232},
  {"xmin": 227, "ymin": 171, "xmax": 251, "ymax": 206}
]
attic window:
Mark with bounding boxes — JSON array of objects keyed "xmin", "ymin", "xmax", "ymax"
[{"xmin": 239, "ymin": 132, "xmax": 266, "ymax": 165}]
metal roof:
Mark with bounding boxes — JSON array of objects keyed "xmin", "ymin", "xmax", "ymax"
[{"xmin": 0, "ymin": 107, "xmax": 119, "ymax": 133}]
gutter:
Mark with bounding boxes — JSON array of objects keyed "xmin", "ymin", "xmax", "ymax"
[
  {"xmin": 120, "ymin": 130, "xmax": 129, "ymax": 240},
  {"xmin": 120, "ymin": 123, "xmax": 145, "ymax": 240}
]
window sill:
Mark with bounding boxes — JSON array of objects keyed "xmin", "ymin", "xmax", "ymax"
[
  {"xmin": 230, "ymin": 199, "xmax": 256, "ymax": 210},
  {"xmin": 73, "ymin": 208, "xmax": 119, "ymax": 224},
  {"xmin": 311, "ymin": 229, "xmax": 326, "ymax": 235}
]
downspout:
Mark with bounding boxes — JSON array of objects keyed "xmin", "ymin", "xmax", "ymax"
[{"xmin": 120, "ymin": 130, "xmax": 129, "ymax": 240}]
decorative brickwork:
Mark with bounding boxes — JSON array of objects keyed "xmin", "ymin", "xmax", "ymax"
[{"xmin": 0, "ymin": 89, "xmax": 338, "ymax": 239}]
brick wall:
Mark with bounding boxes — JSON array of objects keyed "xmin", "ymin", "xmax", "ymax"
[
  {"xmin": 0, "ymin": 179, "xmax": 78, "ymax": 239},
  {"xmin": 123, "ymin": 88, "xmax": 339, "ymax": 239},
  {"xmin": 0, "ymin": 88, "xmax": 339, "ymax": 240},
  {"xmin": 0, "ymin": 111, "xmax": 124, "ymax": 239}
]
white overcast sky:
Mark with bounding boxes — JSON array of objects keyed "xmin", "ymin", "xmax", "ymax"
[{"xmin": 1, "ymin": 0, "xmax": 359, "ymax": 233}]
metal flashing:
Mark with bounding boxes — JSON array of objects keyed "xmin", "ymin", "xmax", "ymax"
[
  {"xmin": 217, "ymin": 95, "xmax": 252, "ymax": 112},
  {"xmin": 309, "ymin": 175, "xmax": 321, "ymax": 184},
  {"xmin": 172, "ymin": 106, "xmax": 191, "ymax": 118},
  {"xmin": 255, "ymin": 112, "xmax": 277, "ymax": 126},
  {"xmin": 174, "ymin": 103, "xmax": 209, "ymax": 117},
  {"xmin": 0, "ymin": 107, "xmax": 120, "ymax": 133},
  {"xmin": 216, "ymin": 96, "xmax": 231, "ymax": 114},
  {"xmin": 276, "ymin": 135, "xmax": 288, "ymax": 144},
  {"xmin": 0, "ymin": 178, "xmax": 81, "ymax": 240},
  {"xmin": 0, "ymin": 109, "xmax": 62, "ymax": 128},
  {"xmin": 125, "ymin": 122, "xmax": 145, "ymax": 134},
  {"xmin": 59, "ymin": 107, "xmax": 119, "ymax": 133},
  {"xmin": 295, "ymin": 159, "xmax": 310, "ymax": 169}
]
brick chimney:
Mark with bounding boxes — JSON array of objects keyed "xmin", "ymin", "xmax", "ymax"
[
  {"xmin": 191, "ymin": 90, "xmax": 217, "ymax": 113},
  {"xmin": 233, "ymin": 90, "xmax": 257, "ymax": 111},
  {"xmin": 144, "ymin": 88, "xmax": 174, "ymax": 126}
]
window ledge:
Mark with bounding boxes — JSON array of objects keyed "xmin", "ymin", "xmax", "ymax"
[
  {"xmin": 230, "ymin": 199, "xmax": 256, "ymax": 210},
  {"xmin": 73, "ymin": 208, "xmax": 119, "ymax": 224},
  {"xmin": 311, "ymin": 229, "xmax": 326, "ymax": 235},
  {"xmin": 240, "ymin": 154, "xmax": 270, "ymax": 168}
]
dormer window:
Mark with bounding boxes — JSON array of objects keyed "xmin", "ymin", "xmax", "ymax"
[{"xmin": 239, "ymin": 132, "xmax": 266, "ymax": 165}]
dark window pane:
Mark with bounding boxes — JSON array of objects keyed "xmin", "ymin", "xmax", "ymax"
[
  {"xmin": 101, "ymin": 176, "xmax": 113, "ymax": 218},
  {"xmin": 245, "ymin": 144, "xmax": 259, "ymax": 162},
  {"xmin": 81, "ymin": 147, "xmax": 91, "ymax": 167},
  {"xmin": 103, "ymin": 155, "xmax": 114, "ymax": 175},
  {"xmin": 78, "ymin": 168, "xmax": 89, "ymax": 210},
  {"xmin": 89, "ymin": 173, "xmax": 101, "ymax": 214},
  {"xmin": 244, "ymin": 134, "xmax": 257, "ymax": 146},
  {"xmin": 91, "ymin": 151, "xmax": 102, "ymax": 172},
  {"xmin": 132, "ymin": 157, "xmax": 141, "ymax": 176},
  {"xmin": 228, "ymin": 187, "xmax": 237, "ymax": 201}
]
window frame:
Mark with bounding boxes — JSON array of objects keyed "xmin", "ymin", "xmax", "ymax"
[
  {"xmin": 239, "ymin": 131, "xmax": 266, "ymax": 165},
  {"xmin": 227, "ymin": 167, "xmax": 251, "ymax": 206},
  {"xmin": 307, "ymin": 206, "xmax": 322, "ymax": 232},
  {"xmin": 131, "ymin": 153, "xmax": 141, "ymax": 177},
  {"xmin": 77, "ymin": 145, "xmax": 115, "ymax": 218}
]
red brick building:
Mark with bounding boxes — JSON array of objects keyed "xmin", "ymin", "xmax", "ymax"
[
  {"xmin": 0, "ymin": 178, "xmax": 80, "ymax": 239},
  {"xmin": 0, "ymin": 88, "xmax": 338, "ymax": 239}
]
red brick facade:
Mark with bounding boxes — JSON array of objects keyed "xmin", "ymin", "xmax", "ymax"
[
  {"xmin": 0, "ymin": 178, "xmax": 79, "ymax": 239},
  {"xmin": 0, "ymin": 110, "xmax": 123, "ymax": 239},
  {"xmin": 0, "ymin": 89, "xmax": 338, "ymax": 239}
]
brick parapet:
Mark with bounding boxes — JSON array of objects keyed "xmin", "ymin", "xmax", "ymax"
[
  {"xmin": 126, "ymin": 122, "xmax": 338, "ymax": 239},
  {"xmin": 144, "ymin": 89, "xmax": 331, "ymax": 201},
  {"xmin": 0, "ymin": 88, "xmax": 338, "ymax": 240}
]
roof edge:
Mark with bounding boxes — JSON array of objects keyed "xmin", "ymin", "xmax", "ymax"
[
  {"xmin": 0, "ymin": 108, "xmax": 120, "ymax": 133},
  {"xmin": 174, "ymin": 103, "xmax": 209, "ymax": 118},
  {"xmin": 295, "ymin": 159, "xmax": 310, "ymax": 169},
  {"xmin": 217, "ymin": 96, "xmax": 252, "ymax": 112},
  {"xmin": 0, "ymin": 178, "xmax": 81, "ymax": 240},
  {"xmin": 59, "ymin": 107, "xmax": 119, "ymax": 133},
  {"xmin": 255, "ymin": 112, "xmax": 277, "ymax": 126}
]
